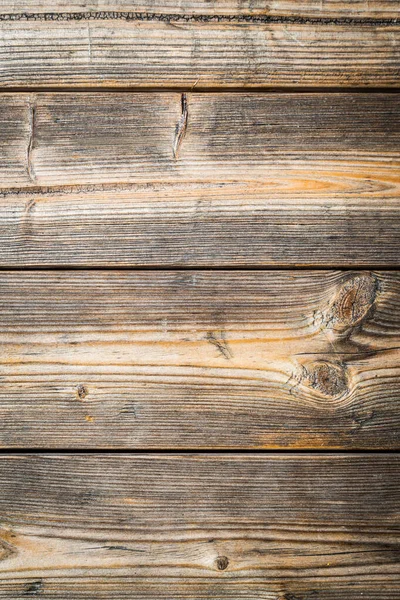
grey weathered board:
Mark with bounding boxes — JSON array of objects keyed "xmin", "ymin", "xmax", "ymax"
[
  {"xmin": 0, "ymin": 92, "xmax": 398, "ymax": 266},
  {"xmin": 0, "ymin": 270, "xmax": 398, "ymax": 449},
  {"xmin": 0, "ymin": 16, "xmax": 399, "ymax": 88},
  {"xmin": 0, "ymin": 454, "xmax": 398, "ymax": 599}
]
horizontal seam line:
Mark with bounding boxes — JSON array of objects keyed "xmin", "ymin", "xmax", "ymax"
[
  {"xmin": 1, "ymin": 88, "xmax": 400, "ymax": 94},
  {"xmin": 0, "ymin": 266, "xmax": 398, "ymax": 272},
  {"xmin": 0, "ymin": 12, "xmax": 399, "ymax": 26},
  {"xmin": 0, "ymin": 449, "xmax": 399, "ymax": 454}
]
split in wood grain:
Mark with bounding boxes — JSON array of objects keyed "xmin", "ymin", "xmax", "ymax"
[{"xmin": 173, "ymin": 93, "xmax": 188, "ymax": 159}]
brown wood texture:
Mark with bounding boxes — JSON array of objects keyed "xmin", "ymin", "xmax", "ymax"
[
  {"xmin": 2, "ymin": 93, "xmax": 398, "ymax": 186},
  {"xmin": 0, "ymin": 18, "xmax": 398, "ymax": 88},
  {"xmin": 0, "ymin": 270, "xmax": 399, "ymax": 449},
  {"xmin": 2, "ymin": 1, "xmax": 399, "ymax": 18},
  {"xmin": 2, "ymin": 183, "xmax": 399, "ymax": 267},
  {"xmin": 0, "ymin": 0, "xmax": 399, "ymax": 596},
  {"xmin": 0, "ymin": 92, "xmax": 398, "ymax": 267},
  {"xmin": 0, "ymin": 454, "xmax": 398, "ymax": 598}
]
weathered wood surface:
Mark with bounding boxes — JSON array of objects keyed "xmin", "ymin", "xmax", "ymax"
[
  {"xmin": 2, "ymin": 183, "xmax": 399, "ymax": 267},
  {"xmin": 1, "ymin": 3, "xmax": 398, "ymax": 598},
  {"xmin": 2, "ymin": 1, "xmax": 399, "ymax": 18},
  {"xmin": 0, "ymin": 454, "xmax": 398, "ymax": 598},
  {"xmin": 0, "ymin": 270, "xmax": 399, "ymax": 448},
  {"xmin": 2, "ymin": 93, "xmax": 398, "ymax": 187},
  {"xmin": 1, "ymin": 92, "xmax": 398, "ymax": 266},
  {"xmin": 0, "ymin": 18, "xmax": 398, "ymax": 88}
]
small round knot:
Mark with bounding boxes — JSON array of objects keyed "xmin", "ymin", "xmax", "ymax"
[
  {"xmin": 76, "ymin": 384, "xmax": 88, "ymax": 400},
  {"xmin": 216, "ymin": 555, "xmax": 229, "ymax": 571}
]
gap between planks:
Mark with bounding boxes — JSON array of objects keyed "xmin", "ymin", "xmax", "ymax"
[
  {"xmin": 0, "ymin": 266, "xmax": 399, "ymax": 271},
  {"xmin": 0, "ymin": 449, "xmax": 398, "ymax": 454},
  {"xmin": 1, "ymin": 87, "xmax": 400, "ymax": 94}
]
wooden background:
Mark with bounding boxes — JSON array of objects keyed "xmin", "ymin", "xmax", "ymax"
[{"xmin": 0, "ymin": 1, "xmax": 399, "ymax": 598}]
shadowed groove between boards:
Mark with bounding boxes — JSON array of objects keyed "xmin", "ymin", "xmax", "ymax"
[
  {"xmin": 0, "ymin": 449, "xmax": 398, "ymax": 455},
  {"xmin": 1, "ymin": 87, "xmax": 400, "ymax": 94},
  {"xmin": 0, "ymin": 265, "xmax": 399, "ymax": 271}
]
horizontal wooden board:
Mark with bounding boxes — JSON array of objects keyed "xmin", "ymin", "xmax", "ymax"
[
  {"xmin": 0, "ymin": 92, "xmax": 398, "ymax": 266},
  {"xmin": 0, "ymin": 20, "xmax": 398, "ymax": 88},
  {"xmin": 0, "ymin": 454, "xmax": 398, "ymax": 598},
  {"xmin": 1, "ymin": 93, "xmax": 398, "ymax": 187},
  {"xmin": 1, "ymin": 1, "xmax": 399, "ymax": 18},
  {"xmin": 0, "ymin": 270, "xmax": 399, "ymax": 449},
  {"xmin": 2, "ymin": 182, "xmax": 399, "ymax": 267}
]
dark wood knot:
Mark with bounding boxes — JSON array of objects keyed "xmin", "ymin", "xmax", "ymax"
[
  {"xmin": 216, "ymin": 555, "xmax": 229, "ymax": 570},
  {"xmin": 76, "ymin": 384, "xmax": 88, "ymax": 400}
]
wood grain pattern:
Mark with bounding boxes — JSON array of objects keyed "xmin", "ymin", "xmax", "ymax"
[
  {"xmin": 2, "ymin": 93, "xmax": 398, "ymax": 187},
  {"xmin": 0, "ymin": 454, "xmax": 398, "ymax": 598},
  {"xmin": 2, "ymin": 182, "xmax": 399, "ymax": 267},
  {"xmin": 2, "ymin": 1, "xmax": 399, "ymax": 18},
  {"xmin": 1, "ymin": 3, "xmax": 398, "ymax": 598},
  {"xmin": 0, "ymin": 270, "xmax": 399, "ymax": 449},
  {"xmin": 0, "ymin": 19, "xmax": 398, "ymax": 88},
  {"xmin": 1, "ymin": 92, "xmax": 398, "ymax": 266}
]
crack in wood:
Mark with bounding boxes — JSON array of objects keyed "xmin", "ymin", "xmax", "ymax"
[
  {"xmin": 26, "ymin": 97, "xmax": 36, "ymax": 184},
  {"xmin": 23, "ymin": 580, "xmax": 43, "ymax": 596},
  {"xmin": 206, "ymin": 330, "xmax": 233, "ymax": 360},
  {"xmin": 173, "ymin": 93, "xmax": 188, "ymax": 159}
]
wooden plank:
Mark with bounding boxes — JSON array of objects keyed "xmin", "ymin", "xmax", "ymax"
[
  {"xmin": 0, "ymin": 454, "xmax": 398, "ymax": 598},
  {"xmin": 2, "ymin": 183, "xmax": 399, "ymax": 267},
  {"xmin": 0, "ymin": 20, "xmax": 398, "ymax": 88},
  {"xmin": 1, "ymin": 1, "xmax": 399, "ymax": 18},
  {"xmin": 0, "ymin": 92, "xmax": 398, "ymax": 266},
  {"xmin": 0, "ymin": 270, "xmax": 399, "ymax": 449},
  {"xmin": 1, "ymin": 93, "xmax": 398, "ymax": 187}
]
